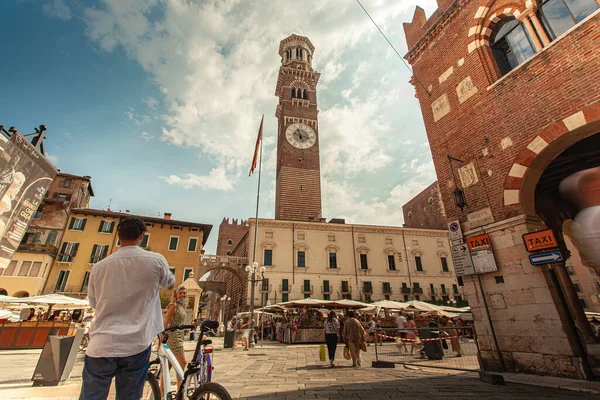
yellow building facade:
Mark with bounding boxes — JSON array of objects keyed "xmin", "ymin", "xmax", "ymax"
[{"xmin": 44, "ymin": 209, "xmax": 212, "ymax": 298}]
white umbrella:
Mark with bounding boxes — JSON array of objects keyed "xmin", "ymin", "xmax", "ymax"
[
  {"xmin": 404, "ymin": 300, "xmax": 442, "ymax": 312},
  {"xmin": 0, "ymin": 295, "xmax": 21, "ymax": 303},
  {"xmin": 279, "ymin": 298, "xmax": 334, "ymax": 307},
  {"xmin": 328, "ymin": 299, "xmax": 371, "ymax": 309}
]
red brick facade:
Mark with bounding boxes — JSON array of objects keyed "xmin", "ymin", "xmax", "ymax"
[
  {"xmin": 216, "ymin": 218, "xmax": 248, "ymax": 256},
  {"xmin": 405, "ymin": 0, "xmax": 600, "ymax": 378},
  {"xmin": 275, "ymin": 35, "xmax": 323, "ymax": 221},
  {"xmin": 402, "ymin": 181, "xmax": 447, "ymax": 229}
]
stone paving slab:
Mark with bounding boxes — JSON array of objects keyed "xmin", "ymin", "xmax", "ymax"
[{"xmin": 1, "ymin": 339, "xmax": 599, "ymax": 399}]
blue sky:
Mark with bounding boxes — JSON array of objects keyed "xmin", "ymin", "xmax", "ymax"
[{"xmin": 2, "ymin": 0, "xmax": 438, "ymax": 253}]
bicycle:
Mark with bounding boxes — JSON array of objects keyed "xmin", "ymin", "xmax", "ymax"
[{"xmin": 142, "ymin": 319, "xmax": 232, "ymax": 400}]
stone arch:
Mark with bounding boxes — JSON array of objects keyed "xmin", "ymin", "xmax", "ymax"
[
  {"xmin": 467, "ymin": 3, "xmax": 526, "ymax": 54},
  {"xmin": 502, "ymin": 102, "xmax": 600, "ymax": 217}
]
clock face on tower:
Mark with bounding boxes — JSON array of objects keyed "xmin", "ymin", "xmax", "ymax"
[{"xmin": 285, "ymin": 123, "xmax": 316, "ymax": 149}]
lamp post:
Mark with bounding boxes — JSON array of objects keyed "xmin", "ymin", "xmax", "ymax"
[
  {"xmin": 245, "ymin": 261, "xmax": 266, "ymax": 348},
  {"xmin": 220, "ymin": 295, "xmax": 231, "ymax": 336},
  {"xmin": 446, "ymin": 298, "xmax": 458, "ymax": 307}
]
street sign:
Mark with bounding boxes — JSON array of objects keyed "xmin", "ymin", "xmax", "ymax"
[
  {"xmin": 529, "ymin": 251, "xmax": 563, "ymax": 265},
  {"xmin": 471, "ymin": 248, "xmax": 498, "ymax": 274},
  {"xmin": 467, "ymin": 233, "xmax": 492, "ymax": 252},
  {"xmin": 448, "ymin": 220, "xmax": 463, "ymax": 243},
  {"xmin": 522, "ymin": 229, "xmax": 558, "ymax": 253},
  {"xmin": 451, "ymin": 243, "xmax": 475, "ymax": 276}
]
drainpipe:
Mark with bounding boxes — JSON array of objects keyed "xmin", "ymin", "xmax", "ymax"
[
  {"xmin": 292, "ymin": 223, "xmax": 295, "ymax": 286},
  {"xmin": 401, "ymin": 230, "xmax": 413, "ymax": 298},
  {"xmin": 351, "ymin": 226, "xmax": 358, "ymax": 287}
]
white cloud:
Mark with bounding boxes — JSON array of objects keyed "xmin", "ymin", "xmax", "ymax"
[
  {"xmin": 43, "ymin": 0, "xmax": 72, "ymax": 21},
  {"xmin": 161, "ymin": 168, "xmax": 234, "ymax": 191},
  {"xmin": 126, "ymin": 107, "xmax": 152, "ymax": 125},
  {"xmin": 142, "ymin": 96, "xmax": 159, "ymax": 110},
  {"xmin": 139, "ymin": 131, "xmax": 154, "ymax": 141}
]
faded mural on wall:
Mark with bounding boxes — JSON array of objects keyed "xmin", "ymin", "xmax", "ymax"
[{"xmin": 0, "ymin": 132, "xmax": 57, "ymax": 270}]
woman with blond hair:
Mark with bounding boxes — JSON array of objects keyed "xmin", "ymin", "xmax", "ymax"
[{"xmin": 163, "ymin": 285, "xmax": 188, "ymax": 388}]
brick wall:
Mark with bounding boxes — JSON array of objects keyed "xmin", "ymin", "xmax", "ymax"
[
  {"xmin": 402, "ymin": 181, "xmax": 447, "ymax": 229},
  {"xmin": 216, "ymin": 218, "xmax": 248, "ymax": 256}
]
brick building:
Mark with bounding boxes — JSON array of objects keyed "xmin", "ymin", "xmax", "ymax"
[
  {"xmin": 402, "ymin": 181, "xmax": 447, "ymax": 229},
  {"xmin": 404, "ymin": 0, "xmax": 600, "ymax": 378}
]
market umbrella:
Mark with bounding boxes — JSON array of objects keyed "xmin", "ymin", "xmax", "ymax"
[
  {"xmin": 6, "ymin": 294, "xmax": 89, "ymax": 320},
  {"xmin": 404, "ymin": 300, "xmax": 442, "ymax": 312},
  {"xmin": 439, "ymin": 305, "xmax": 471, "ymax": 313},
  {"xmin": 422, "ymin": 309, "xmax": 460, "ymax": 318},
  {"xmin": 279, "ymin": 298, "xmax": 334, "ymax": 307},
  {"xmin": 328, "ymin": 299, "xmax": 371, "ymax": 309},
  {"xmin": 0, "ymin": 295, "xmax": 21, "ymax": 303}
]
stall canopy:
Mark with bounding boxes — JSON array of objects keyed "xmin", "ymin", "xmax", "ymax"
[
  {"xmin": 0, "ymin": 295, "xmax": 21, "ymax": 303},
  {"xmin": 6, "ymin": 294, "xmax": 89, "ymax": 307},
  {"xmin": 279, "ymin": 298, "xmax": 333, "ymax": 307},
  {"xmin": 328, "ymin": 299, "xmax": 371, "ymax": 309},
  {"xmin": 404, "ymin": 300, "xmax": 443, "ymax": 312}
]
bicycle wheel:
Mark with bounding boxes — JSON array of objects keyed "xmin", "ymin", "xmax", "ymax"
[
  {"xmin": 142, "ymin": 372, "xmax": 161, "ymax": 400},
  {"xmin": 190, "ymin": 382, "xmax": 232, "ymax": 400}
]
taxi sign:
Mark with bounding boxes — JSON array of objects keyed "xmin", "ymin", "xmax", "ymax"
[
  {"xmin": 467, "ymin": 233, "xmax": 492, "ymax": 252},
  {"xmin": 522, "ymin": 229, "xmax": 558, "ymax": 253}
]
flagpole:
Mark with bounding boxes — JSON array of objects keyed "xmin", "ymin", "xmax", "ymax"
[{"xmin": 248, "ymin": 117, "xmax": 264, "ymax": 348}]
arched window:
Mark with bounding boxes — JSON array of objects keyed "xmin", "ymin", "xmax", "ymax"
[
  {"xmin": 491, "ymin": 18, "xmax": 536, "ymax": 76},
  {"xmin": 46, "ymin": 230, "xmax": 58, "ymax": 246},
  {"xmin": 537, "ymin": 0, "xmax": 598, "ymax": 40},
  {"xmin": 408, "ymin": 211, "xmax": 413, "ymax": 220},
  {"xmin": 303, "ymin": 90, "xmax": 309, "ymax": 100},
  {"xmin": 227, "ymin": 239, "xmax": 233, "ymax": 246}
]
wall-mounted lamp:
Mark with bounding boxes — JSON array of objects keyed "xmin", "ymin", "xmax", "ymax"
[{"xmin": 448, "ymin": 155, "xmax": 467, "ymax": 210}]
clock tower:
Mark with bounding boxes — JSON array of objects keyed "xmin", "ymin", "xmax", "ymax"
[{"xmin": 274, "ymin": 34, "xmax": 322, "ymax": 221}]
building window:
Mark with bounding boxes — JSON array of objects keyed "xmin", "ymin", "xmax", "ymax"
[
  {"xmin": 141, "ymin": 233, "xmax": 150, "ymax": 249},
  {"xmin": 453, "ymin": 284, "xmax": 459, "ymax": 294},
  {"xmin": 329, "ymin": 252, "xmax": 337, "ymax": 269},
  {"xmin": 408, "ymin": 212, "xmax": 412, "ymax": 220},
  {"xmin": 324, "ymin": 294, "xmax": 330, "ymax": 300},
  {"xmin": 404, "ymin": 295, "xmax": 409, "ymax": 302},
  {"xmin": 90, "ymin": 244, "xmax": 109, "ymax": 264},
  {"xmin": 69, "ymin": 217, "xmax": 87, "ymax": 231},
  {"xmin": 538, "ymin": 0, "xmax": 598, "ymax": 40},
  {"xmin": 358, "ymin": 235, "xmax": 366, "ymax": 243},
  {"xmin": 441, "ymin": 257, "xmax": 449, "ymax": 272},
  {"xmin": 328, "ymin": 234, "xmax": 335, "ymax": 242},
  {"xmin": 341, "ymin": 280, "xmax": 350, "ymax": 293},
  {"xmin": 457, "ymin": 276, "xmax": 464, "ymax": 286},
  {"xmin": 282, "ymin": 293, "xmax": 289, "ymax": 302},
  {"xmin": 297, "ymin": 251, "xmax": 306, "ymax": 267},
  {"xmin": 323, "ymin": 280, "xmax": 330, "ymax": 293},
  {"xmin": 168, "ymin": 236, "xmax": 179, "ymax": 251},
  {"xmin": 226, "ymin": 251, "xmax": 231, "ymax": 256},
  {"xmin": 184, "ymin": 268, "xmax": 193, "ymax": 281},
  {"xmin": 59, "ymin": 242, "xmax": 79, "ymax": 262},
  {"xmin": 415, "ymin": 256, "xmax": 423, "ymax": 272},
  {"xmin": 55, "ymin": 270, "xmax": 70, "ymax": 292},
  {"xmin": 227, "ymin": 239, "xmax": 233, "ymax": 245},
  {"xmin": 441, "ymin": 284, "xmax": 447, "ymax": 294},
  {"xmin": 428, "ymin": 197, "xmax": 434, "ymax": 206},
  {"xmin": 303, "ymin": 280, "xmax": 311, "ymax": 293},
  {"xmin": 62, "ymin": 178, "xmax": 73, "ymax": 188},
  {"xmin": 580, "ymin": 297, "xmax": 588, "ymax": 309},
  {"xmin": 383, "ymin": 282, "xmax": 391, "ymax": 293},
  {"xmin": 363, "ymin": 281, "xmax": 373, "ymax": 293},
  {"xmin": 30, "ymin": 262, "xmax": 42, "ymax": 277},
  {"xmin": 491, "ymin": 18, "xmax": 537, "ymax": 76},
  {"xmin": 388, "ymin": 255, "xmax": 396, "ymax": 271},
  {"xmin": 98, "ymin": 220, "xmax": 115, "ymax": 233},
  {"xmin": 188, "ymin": 237, "xmax": 198, "ymax": 252},
  {"xmin": 264, "ymin": 249, "xmax": 273, "ymax": 266},
  {"xmin": 567, "ymin": 266, "xmax": 576, "ymax": 275},
  {"xmin": 45, "ymin": 230, "xmax": 58, "ymax": 246},
  {"xmin": 33, "ymin": 206, "xmax": 42, "ymax": 219},
  {"xmin": 360, "ymin": 254, "xmax": 368, "ymax": 270},
  {"xmin": 573, "ymin": 283, "xmax": 582, "ymax": 292},
  {"xmin": 81, "ymin": 271, "xmax": 90, "ymax": 292},
  {"xmin": 169, "ymin": 267, "xmax": 175, "ymax": 276},
  {"xmin": 282, "ymin": 279, "xmax": 289, "ymax": 292},
  {"xmin": 18, "ymin": 261, "xmax": 32, "ymax": 276},
  {"xmin": 430, "ymin": 283, "xmax": 435, "ymax": 294}
]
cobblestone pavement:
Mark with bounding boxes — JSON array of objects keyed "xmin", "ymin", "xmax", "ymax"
[{"xmin": 1, "ymin": 339, "xmax": 599, "ymax": 399}]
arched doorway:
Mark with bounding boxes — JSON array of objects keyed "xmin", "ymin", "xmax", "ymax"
[
  {"xmin": 0, "ymin": 289, "xmax": 7, "ymax": 296},
  {"xmin": 13, "ymin": 291, "xmax": 29, "ymax": 298},
  {"xmin": 515, "ymin": 121, "xmax": 600, "ymax": 379}
]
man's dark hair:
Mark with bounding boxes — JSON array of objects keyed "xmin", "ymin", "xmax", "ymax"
[{"xmin": 117, "ymin": 217, "xmax": 147, "ymax": 241}]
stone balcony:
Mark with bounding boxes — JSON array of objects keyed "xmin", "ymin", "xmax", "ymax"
[{"xmin": 17, "ymin": 243, "xmax": 58, "ymax": 256}]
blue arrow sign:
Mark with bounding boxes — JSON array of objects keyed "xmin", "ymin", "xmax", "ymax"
[{"xmin": 529, "ymin": 251, "xmax": 563, "ymax": 265}]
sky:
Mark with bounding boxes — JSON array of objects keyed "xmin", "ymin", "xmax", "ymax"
[{"xmin": 2, "ymin": 0, "xmax": 439, "ymax": 253}]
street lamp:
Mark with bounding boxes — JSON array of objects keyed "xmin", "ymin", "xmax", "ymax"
[
  {"xmin": 245, "ymin": 261, "xmax": 266, "ymax": 348},
  {"xmin": 220, "ymin": 295, "xmax": 231, "ymax": 336},
  {"xmin": 447, "ymin": 298, "xmax": 458, "ymax": 306}
]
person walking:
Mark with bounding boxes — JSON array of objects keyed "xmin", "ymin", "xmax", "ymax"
[
  {"xmin": 367, "ymin": 315, "xmax": 376, "ymax": 346},
  {"xmin": 163, "ymin": 285, "xmax": 188, "ymax": 388},
  {"xmin": 395, "ymin": 312, "xmax": 408, "ymax": 353},
  {"xmin": 323, "ymin": 311, "xmax": 340, "ymax": 367},
  {"xmin": 405, "ymin": 315, "xmax": 421, "ymax": 356},
  {"xmin": 342, "ymin": 311, "xmax": 367, "ymax": 367},
  {"xmin": 240, "ymin": 316, "xmax": 251, "ymax": 350},
  {"xmin": 80, "ymin": 217, "xmax": 175, "ymax": 400}
]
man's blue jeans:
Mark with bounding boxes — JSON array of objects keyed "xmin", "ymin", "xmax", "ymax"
[{"xmin": 79, "ymin": 346, "xmax": 151, "ymax": 400}]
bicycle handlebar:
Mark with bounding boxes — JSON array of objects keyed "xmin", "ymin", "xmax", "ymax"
[
  {"xmin": 162, "ymin": 319, "xmax": 219, "ymax": 334},
  {"xmin": 163, "ymin": 324, "xmax": 196, "ymax": 333}
]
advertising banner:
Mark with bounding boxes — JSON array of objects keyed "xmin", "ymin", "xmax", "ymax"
[{"xmin": 0, "ymin": 132, "xmax": 57, "ymax": 270}]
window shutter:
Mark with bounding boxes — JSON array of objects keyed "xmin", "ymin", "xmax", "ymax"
[
  {"xmin": 60, "ymin": 242, "xmax": 67, "ymax": 255},
  {"xmin": 59, "ymin": 178, "xmax": 65, "ymax": 187},
  {"xmin": 91, "ymin": 245, "xmax": 98, "ymax": 262},
  {"xmin": 98, "ymin": 221, "xmax": 103, "ymax": 232},
  {"xmin": 109, "ymin": 221, "xmax": 115, "ymax": 233},
  {"xmin": 73, "ymin": 243, "xmax": 79, "ymax": 256},
  {"xmin": 101, "ymin": 245, "xmax": 108, "ymax": 258},
  {"xmin": 81, "ymin": 219, "xmax": 87, "ymax": 230},
  {"xmin": 69, "ymin": 218, "xmax": 75, "ymax": 229}
]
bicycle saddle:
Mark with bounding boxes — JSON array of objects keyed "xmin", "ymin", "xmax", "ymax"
[{"xmin": 201, "ymin": 339, "xmax": 212, "ymax": 346}]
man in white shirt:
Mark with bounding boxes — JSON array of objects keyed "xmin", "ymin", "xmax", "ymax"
[
  {"xmin": 395, "ymin": 313, "xmax": 408, "ymax": 352},
  {"xmin": 80, "ymin": 217, "xmax": 174, "ymax": 400}
]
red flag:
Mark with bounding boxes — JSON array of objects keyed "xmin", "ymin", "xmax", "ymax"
[{"xmin": 249, "ymin": 115, "xmax": 263, "ymax": 176}]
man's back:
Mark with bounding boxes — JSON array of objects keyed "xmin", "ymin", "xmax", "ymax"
[{"xmin": 87, "ymin": 246, "xmax": 174, "ymax": 358}]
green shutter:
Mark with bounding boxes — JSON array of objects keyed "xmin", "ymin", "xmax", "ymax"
[
  {"xmin": 91, "ymin": 245, "xmax": 98, "ymax": 262},
  {"xmin": 68, "ymin": 218, "xmax": 75, "ymax": 229},
  {"xmin": 109, "ymin": 221, "xmax": 115, "ymax": 233},
  {"xmin": 81, "ymin": 219, "xmax": 87, "ymax": 230},
  {"xmin": 73, "ymin": 243, "xmax": 79, "ymax": 256},
  {"xmin": 101, "ymin": 245, "xmax": 108, "ymax": 258},
  {"xmin": 60, "ymin": 242, "xmax": 67, "ymax": 255},
  {"xmin": 98, "ymin": 221, "xmax": 103, "ymax": 232}
]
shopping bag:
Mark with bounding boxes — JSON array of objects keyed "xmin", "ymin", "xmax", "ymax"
[
  {"xmin": 343, "ymin": 345, "xmax": 351, "ymax": 360},
  {"xmin": 319, "ymin": 344, "xmax": 326, "ymax": 362}
]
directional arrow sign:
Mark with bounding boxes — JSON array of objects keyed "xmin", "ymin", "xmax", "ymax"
[
  {"xmin": 529, "ymin": 251, "xmax": 563, "ymax": 266},
  {"xmin": 451, "ymin": 243, "xmax": 475, "ymax": 276}
]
